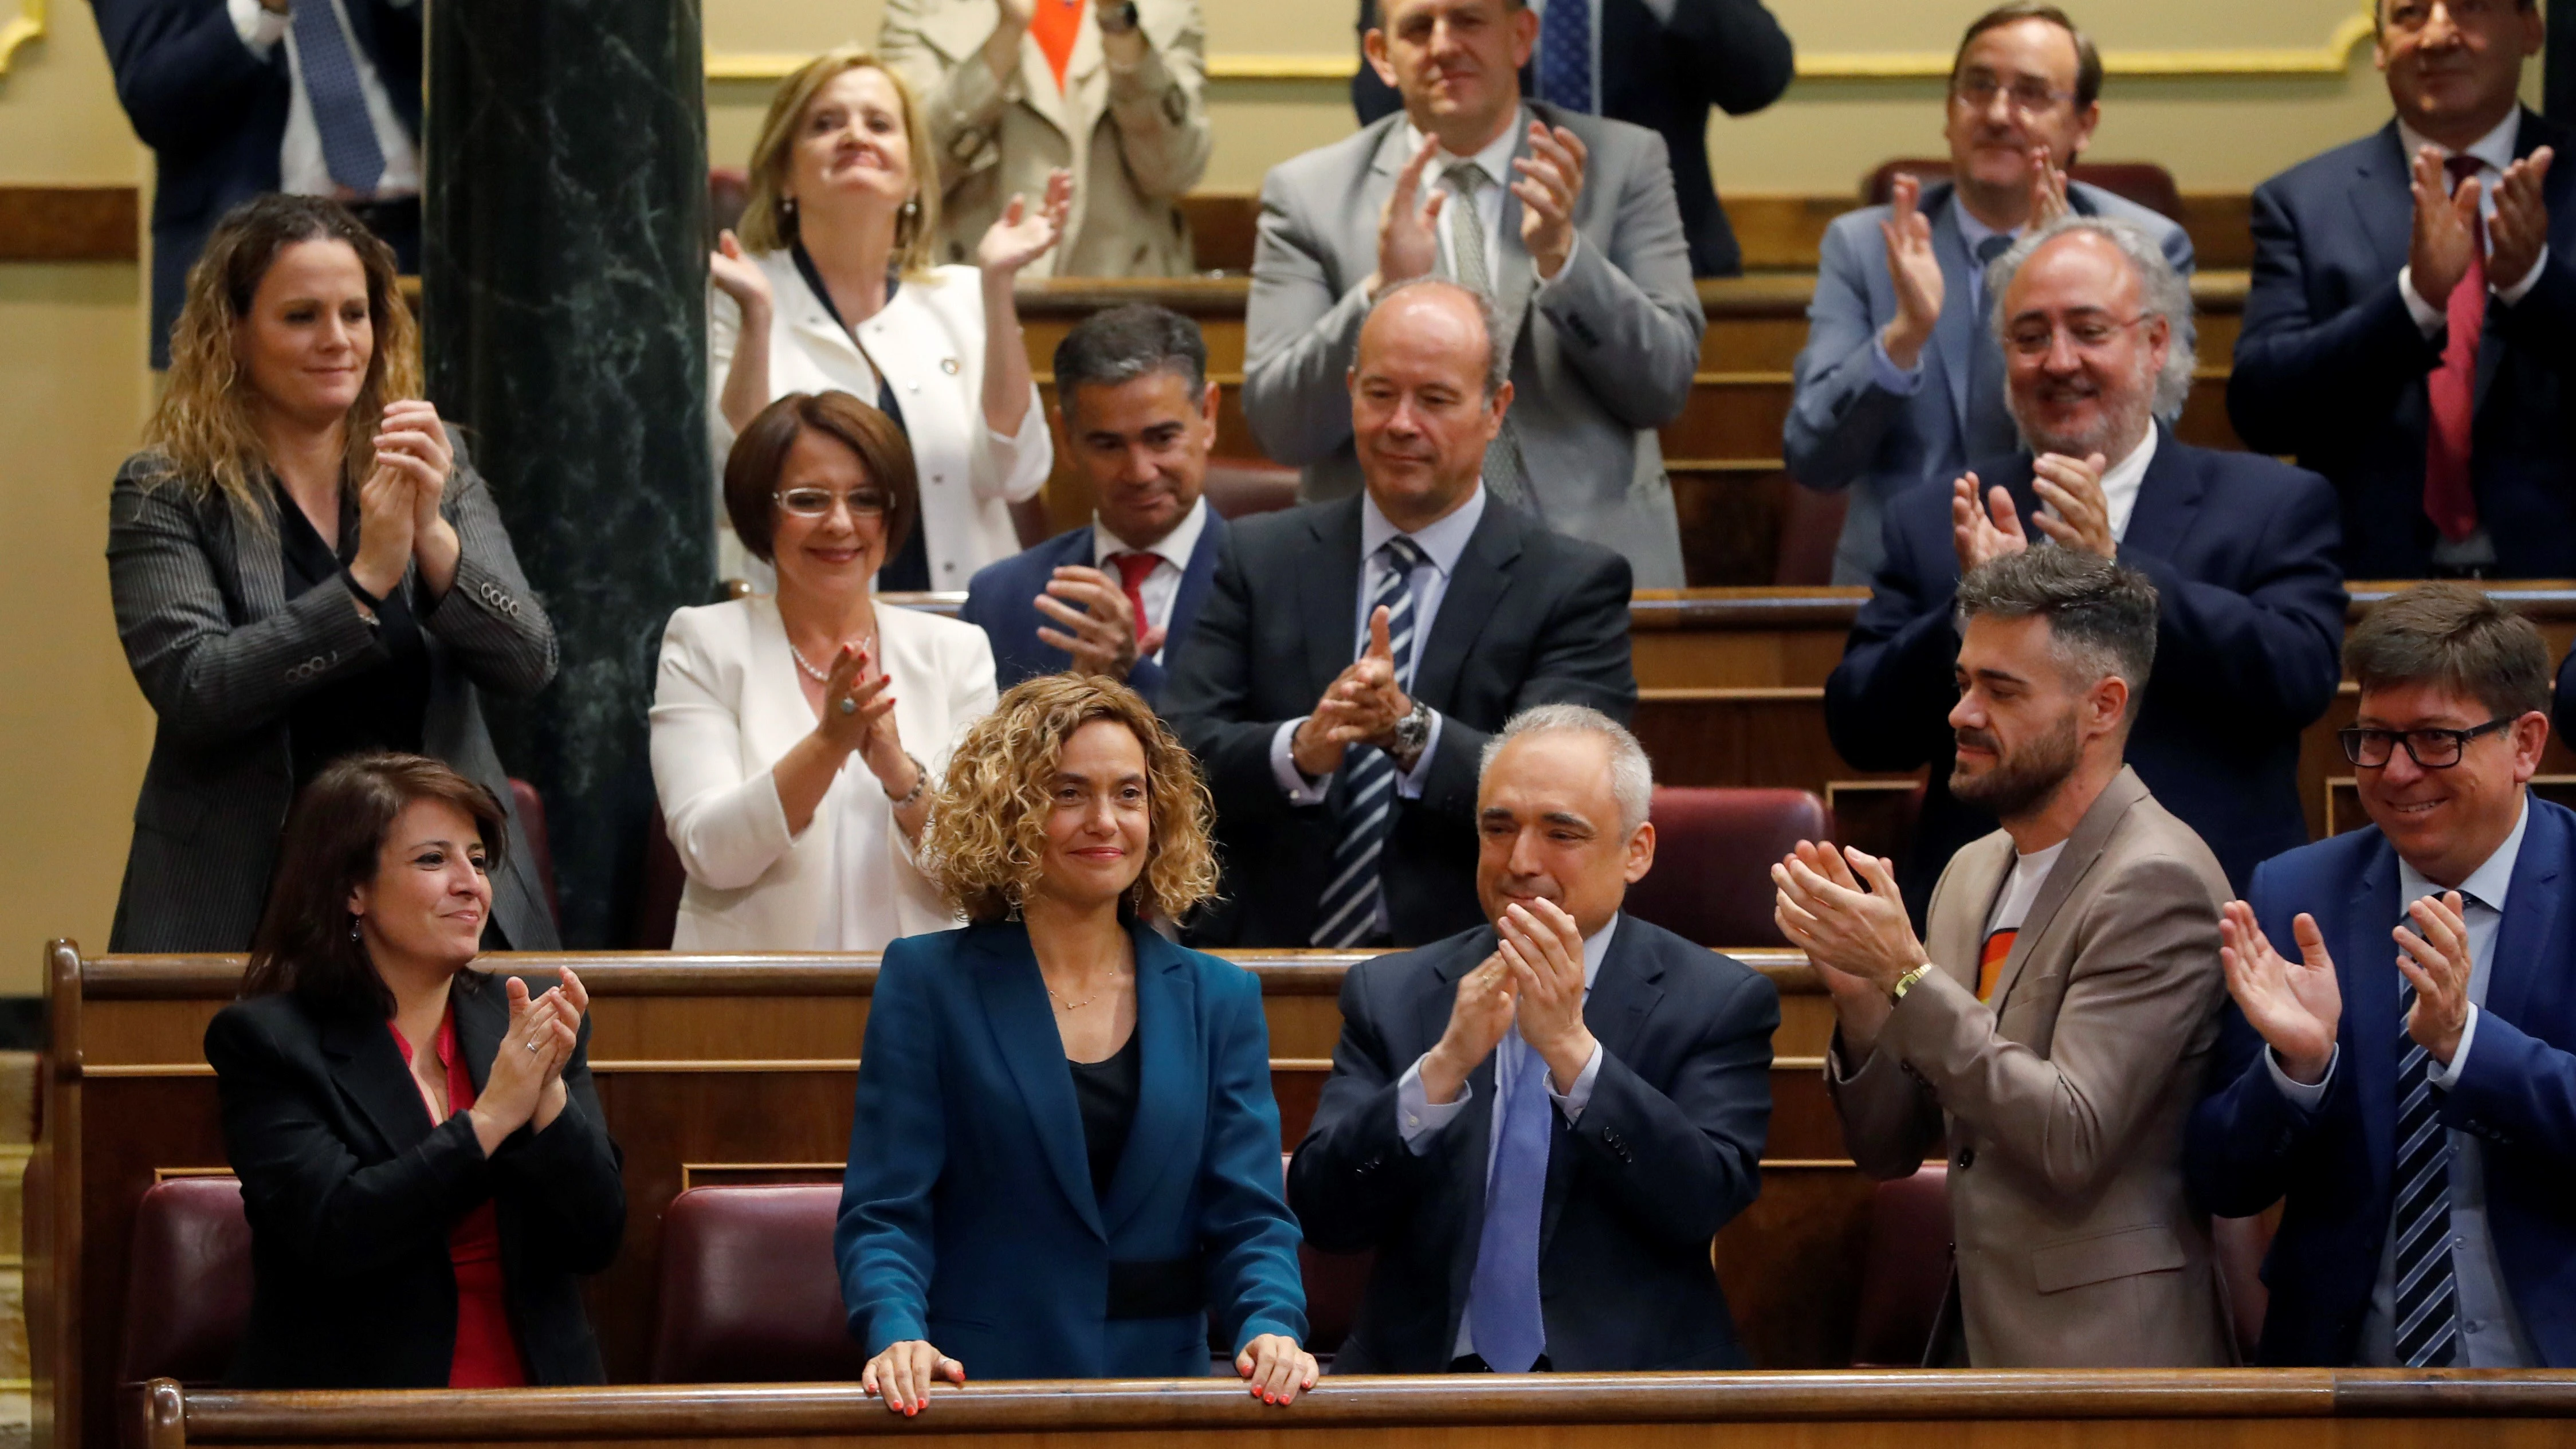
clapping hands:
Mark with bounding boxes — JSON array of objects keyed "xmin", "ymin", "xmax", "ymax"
[{"xmin": 468, "ymin": 966, "xmax": 587, "ymax": 1154}]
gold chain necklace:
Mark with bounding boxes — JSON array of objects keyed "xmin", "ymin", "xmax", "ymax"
[{"xmin": 1046, "ymin": 967, "xmax": 1125, "ymax": 1012}]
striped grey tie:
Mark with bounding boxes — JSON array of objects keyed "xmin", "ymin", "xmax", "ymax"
[
  {"xmin": 1311, "ymin": 536, "xmax": 1428, "ymax": 948},
  {"xmin": 2391, "ymin": 899, "xmax": 2465, "ymax": 1368},
  {"xmin": 1439, "ymin": 164, "xmax": 1530, "ymax": 508},
  {"xmin": 291, "ymin": 0, "xmax": 387, "ymax": 193}
]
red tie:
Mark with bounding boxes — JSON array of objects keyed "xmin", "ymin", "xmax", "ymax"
[
  {"xmin": 2425, "ymin": 153, "xmax": 2487, "ymax": 543},
  {"xmin": 1110, "ymin": 552, "xmax": 1159, "ymax": 643}
]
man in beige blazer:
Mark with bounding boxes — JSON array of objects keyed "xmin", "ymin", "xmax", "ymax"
[
  {"xmin": 1775, "ymin": 545, "xmax": 2234, "ymax": 1368},
  {"xmin": 881, "ymin": 0, "xmax": 1211, "ymax": 278}
]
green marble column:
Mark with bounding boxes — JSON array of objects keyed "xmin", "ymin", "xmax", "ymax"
[{"xmin": 422, "ymin": 0, "xmax": 713, "ymax": 945}]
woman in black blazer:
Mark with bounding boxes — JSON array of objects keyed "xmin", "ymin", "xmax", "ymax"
[{"xmin": 205, "ymin": 752, "xmax": 625, "ymax": 1388}]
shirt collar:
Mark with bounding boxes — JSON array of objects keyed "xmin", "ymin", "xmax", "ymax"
[
  {"xmin": 1954, "ymin": 204, "xmax": 2017, "ymax": 257},
  {"xmin": 1093, "ymin": 494, "xmax": 1210, "ymax": 572},
  {"xmin": 1361, "ymin": 483, "xmax": 1487, "ymax": 575},
  {"xmin": 2096, "ymin": 424, "xmax": 2158, "ymax": 541},
  {"xmin": 2398, "ymin": 108, "xmax": 2522, "ymax": 177},
  {"xmin": 1403, "ymin": 107, "xmax": 1528, "ymax": 192},
  {"xmin": 2398, "ymin": 795, "xmax": 2531, "ymax": 916}
]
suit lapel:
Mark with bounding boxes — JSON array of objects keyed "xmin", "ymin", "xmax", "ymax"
[
  {"xmin": 745, "ymin": 597, "xmax": 824, "ymax": 771},
  {"xmin": 1541, "ymin": 915, "xmax": 1661, "ymax": 1253},
  {"xmin": 1420, "ymin": 932, "xmax": 1500, "ymax": 1313},
  {"xmin": 1988, "ymin": 767, "xmax": 2150, "ymax": 1016},
  {"xmin": 2346, "ymin": 834, "xmax": 2403, "ymax": 1206},
  {"xmin": 966, "ymin": 924, "xmax": 1106, "ymax": 1239},
  {"xmin": 2116, "ymin": 425, "xmax": 2202, "ymax": 562},
  {"xmin": 1164, "ymin": 512, "xmax": 1228, "ymax": 653},
  {"xmin": 1028, "ymin": 530, "xmax": 1096, "ymax": 672},
  {"xmin": 1926, "ymin": 834, "xmax": 2012, "ymax": 994},
  {"xmin": 1409, "ymin": 502, "xmax": 1520, "ymax": 712},
  {"xmin": 452, "ymin": 972, "xmax": 506, "ymax": 1100},
  {"xmin": 1298, "ymin": 501, "xmax": 1366, "ymax": 702},
  {"xmin": 1015, "ymin": 32, "xmax": 1074, "ymax": 141},
  {"xmin": 2485, "ymin": 799, "xmax": 2566, "ymax": 1033},
  {"xmin": 321, "ymin": 1010, "xmax": 434, "ymax": 1159},
  {"xmin": 1358, "ymin": 122, "xmax": 1417, "ymax": 286},
  {"xmin": 2350, "ymin": 126, "xmax": 2416, "ymax": 278},
  {"xmin": 1487, "ymin": 108, "xmax": 1541, "ymax": 366},
  {"xmin": 1927, "ymin": 186, "xmax": 1980, "ymax": 441},
  {"xmin": 1101, "ymin": 928, "xmax": 1193, "ymax": 1234}
]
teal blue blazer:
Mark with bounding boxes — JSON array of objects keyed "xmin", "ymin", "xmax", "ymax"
[{"xmin": 835, "ymin": 920, "xmax": 1307, "ymax": 1377}]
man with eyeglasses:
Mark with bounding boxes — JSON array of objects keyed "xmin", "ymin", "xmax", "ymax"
[
  {"xmin": 1827, "ymin": 215, "xmax": 2346, "ymax": 918},
  {"xmin": 2189, "ymin": 583, "xmax": 2576, "ymax": 1368},
  {"xmin": 1785, "ymin": 3, "xmax": 2193, "ymax": 584},
  {"xmin": 2231, "ymin": 0, "xmax": 2573, "ymax": 580}
]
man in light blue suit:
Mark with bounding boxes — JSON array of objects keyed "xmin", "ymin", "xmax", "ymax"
[
  {"xmin": 960, "ymin": 305, "xmax": 1229, "ymax": 708},
  {"xmin": 1785, "ymin": 3, "xmax": 2193, "ymax": 583},
  {"xmin": 2189, "ymin": 585, "xmax": 2576, "ymax": 1367}
]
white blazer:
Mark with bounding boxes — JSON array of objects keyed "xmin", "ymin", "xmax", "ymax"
[
  {"xmin": 708, "ymin": 254, "xmax": 1051, "ymax": 588},
  {"xmin": 649, "ymin": 595, "xmax": 999, "ymax": 951}
]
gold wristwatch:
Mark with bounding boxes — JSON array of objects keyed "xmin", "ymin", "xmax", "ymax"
[{"xmin": 1889, "ymin": 963, "xmax": 1937, "ymax": 1002}]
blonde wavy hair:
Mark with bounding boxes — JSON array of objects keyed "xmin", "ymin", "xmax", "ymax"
[
  {"xmin": 922, "ymin": 676, "xmax": 1220, "ymax": 924},
  {"xmin": 140, "ymin": 194, "xmax": 421, "ymax": 525},
  {"xmin": 737, "ymin": 46, "xmax": 941, "ymax": 281}
]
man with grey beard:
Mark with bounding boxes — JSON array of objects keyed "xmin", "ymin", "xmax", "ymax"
[{"xmin": 1825, "ymin": 215, "xmax": 2347, "ymax": 914}]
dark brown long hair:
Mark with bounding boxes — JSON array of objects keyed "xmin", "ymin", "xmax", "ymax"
[{"xmin": 243, "ymin": 753, "xmax": 509, "ymax": 1019}]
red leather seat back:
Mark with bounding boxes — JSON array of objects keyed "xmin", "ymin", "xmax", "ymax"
[
  {"xmin": 119, "ymin": 1177, "xmax": 252, "ymax": 1385},
  {"xmin": 1621, "ymin": 788, "xmax": 1831, "ymax": 949},
  {"xmin": 1202, "ymin": 460, "xmax": 1301, "ymax": 521},
  {"xmin": 1862, "ymin": 158, "xmax": 2184, "ymax": 225},
  {"xmin": 650, "ymin": 1185, "xmax": 867, "ymax": 1383},
  {"xmin": 1849, "ymin": 1166, "xmax": 1951, "ymax": 1368},
  {"xmin": 505, "ymin": 778, "xmax": 561, "ymax": 932}
]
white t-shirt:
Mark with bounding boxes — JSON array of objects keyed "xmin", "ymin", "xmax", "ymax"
[{"xmin": 1978, "ymin": 840, "xmax": 2067, "ymax": 1001}]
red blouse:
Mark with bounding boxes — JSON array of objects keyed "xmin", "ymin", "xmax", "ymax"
[{"xmin": 388, "ymin": 1009, "xmax": 530, "ymax": 1388}]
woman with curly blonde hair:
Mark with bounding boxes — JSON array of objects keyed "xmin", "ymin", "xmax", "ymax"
[
  {"xmin": 106, "ymin": 193, "xmax": 557, "ymax": 952},
  {"xmin": 835, "ymin": 674, "xmax": 1315, "ymax": 1413}
]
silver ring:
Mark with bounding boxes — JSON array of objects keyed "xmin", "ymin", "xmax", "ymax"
[
  {"xmin": 525, "ymin": 1040, "xmax": 541, "ymax": 1053},
  {"xmin": 837, "ymin": 696, "xmax": 858, "ymax": 716}
]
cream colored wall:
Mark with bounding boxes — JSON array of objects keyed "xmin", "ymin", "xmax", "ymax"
[
  {"xmin": 706, "ymin": 0, "xmax": 2518, "ymax": 195},
  {"xmin": 0, "ymin": 5, "xmax": 155, "ymax": 993}
]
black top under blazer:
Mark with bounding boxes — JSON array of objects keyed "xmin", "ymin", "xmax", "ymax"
[
  {"xmin": 1287, "ymin": 914, "xmax": 1778, "ymax": 1371},
  {"xmin": 204, "ymin": 972, "xmax": 626, "ymax": 1388},
  {"xmin": 1160, "ymin": 494, "xmax": 1638, "ymax": 949},
  {"xmin": 106, "ymin": 436, "xmax": 560, "ymax": 952}
]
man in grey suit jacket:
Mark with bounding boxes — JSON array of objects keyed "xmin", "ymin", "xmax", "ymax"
[
  {"xmin": 1243, "ymin": 0, "xmax": 1703, "ymax": 589},
  {"xmin": 1785, "ymin": 3, "xmax": 2193, "ymax": 583}
]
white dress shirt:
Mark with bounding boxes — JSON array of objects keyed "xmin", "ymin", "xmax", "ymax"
[
  {"xmin": 229, "ymin": 0, "xmax": 422, "ymax": 198},
  {"xmin": 2264, "ymin": 796, "xmax": 2536, "ymax": 1366},
  {"xmin": 1090, "ymin": 493, "xmax": 1211, "ymax": 665},
  {"xmin": 2087, "ymin": 423, "xmax": 2155, "ymax": 545},
  {"xmin": 1391, "ymin": 912, "xmax": 1619, "ymax": 1358}
]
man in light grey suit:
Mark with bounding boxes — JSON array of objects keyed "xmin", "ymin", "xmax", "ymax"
[
  {"xmin": 1243, "ymin": 0, "xmax": 1703, "ymax": 590},
  {"xmin": 1785, "ymin": 3, "xmax": 2193, "ymax": 584}
]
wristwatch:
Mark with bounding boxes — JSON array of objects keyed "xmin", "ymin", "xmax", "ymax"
[
  {"xmin": 1095, "ymin": 0, "xmax": 1140, "ymax": 36},
  {"xmin": 1389, "ymin": 698, "xmax": 1434, "ymax": 768},
  {"xmin": 1889, "ymin": 963, "xmax": 1937, "ymax": 1002}
]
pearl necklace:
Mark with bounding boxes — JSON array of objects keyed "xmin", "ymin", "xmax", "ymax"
[{"xmin": 788, "ymin": 635, "xmax": 875, "ymax": 683}]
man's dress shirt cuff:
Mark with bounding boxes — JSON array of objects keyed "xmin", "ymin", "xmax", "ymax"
[
  {"xmin": 1397, "ymin": 1055, "xmax": 1470, "ymax": 1152},
  {"xmin": 1870, "ymin": 336, "xmax": 1929, "ymax": 396},
  {"xmin": 2402, "ymin": 260, "xmax": 2550, "ymax": 338},
  {"xmin": 1545, "ymin": 1039, "xmax": 1605, "ymax": 1123},
  {"xmin": 231, "ymin": 0, "xmax": 287, "ymax": 53},
  {"xmin": 2498, "ymin": 252, "xmax": 2549, "ymax": 307},
  {"xmin": 1270, "ymin": 719, "xmax": 1332, "ymax": 806},
  {"xmin": 2265, "ymin": 1043, "xmax": 2338, "ymax": 1110},
  {"xmin": 2426, "ymin": 1004, "xmax": 2481, "ymax": 1092}
]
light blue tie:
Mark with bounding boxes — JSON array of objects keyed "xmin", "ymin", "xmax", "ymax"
[
  {"xmin": 1466, "ymin": 1034, "xmax": 1549, "ymax": 1371},
  {"xmin": 1537, "ymin": 0, "xmax": 1595, "ymax": 113},
  {"xmin": 292, "ymin": 0, "xmax": 387, "ymax": 193}
]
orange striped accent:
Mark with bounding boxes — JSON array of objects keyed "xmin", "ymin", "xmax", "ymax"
[{"xmin": 1977, "ymin": 929, "xmax": 2016, "ymax": 1003}]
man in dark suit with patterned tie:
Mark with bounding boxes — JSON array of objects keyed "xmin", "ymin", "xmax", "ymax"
[
  {"xmin": 1289, "ymin": 704, "xmax": 1776, "ymax": 1371},
  {"xmin": 2229, "ymin": 0, "xmax": 2576, "ymax": 578},
  {"xmin": 960, "ymin": 305, "xmax": 1229, "ymax": 708},
  {"xmin": 1164, "ymin": 278, "xmax": 1636, "ymax": 949}
]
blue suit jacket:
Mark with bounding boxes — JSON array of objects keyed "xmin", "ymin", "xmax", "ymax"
[
  {"xmin": 91, "ymin": 0, "xmax": 423, "ymax": 367},
  {"xmin": 2185, "ymin": 800, "xmax": 2576, "ymax": 1366},
  {"xmin": 1287, "ymin": 913, "xmax": 1777, "ymax": 1372},
  {"xmin": 1825, "ymin": 429, "xmax": 2347, "ymax": 911},
  {"xmin": 2230, "ymin": 112, "xmax": 2576, "ymax": 578},
  {"xmin": 835, "ymin": 921, "xmax": 1307, "ymax": 1377},
  {"xmin": 956, "ymin": 515, "xmax": 1229, "ymax": 708},
  {"xmin": 1786, "ymin": 180, "xmax": 2196, "ymax": 584}
]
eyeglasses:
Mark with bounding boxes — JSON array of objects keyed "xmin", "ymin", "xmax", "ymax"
[
  {"xmin": 1951, "ymin": 73, "xmax": 2077, "ymax": 116},
  {"xmin": 775, "ymin": 487, "xmax": 892, "ymax": 519},
  {"xmin": 2338, "ymin": 717, "xmax": 2515, "ymax": 769},
  {"xmin": 2003, "ymin": 315, "xmax": 2151, "ymax": 358}
]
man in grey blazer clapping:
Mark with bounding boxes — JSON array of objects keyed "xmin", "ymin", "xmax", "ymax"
[{"xmin": 1242, "ymin": 0, "xmax": 1704, "ymax": 589}]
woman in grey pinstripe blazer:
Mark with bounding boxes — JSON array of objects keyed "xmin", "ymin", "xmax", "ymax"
[{"xmin": 105, "ymin": 195, "xmax": 559, "ymax": 953}]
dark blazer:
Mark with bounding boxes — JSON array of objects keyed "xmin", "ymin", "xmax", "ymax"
[
  {"xmin": 955, "ymin": 513, "xmax": 1230, "ymax": 707},
  {"xmin": 1826, "ymin": 429, "xmax": 2347, "ymax": 909},
  {"xmin": 89, "ymin": 0, "xmax": 423, "ymax": 366},
  {"xmin": 1161, "ymin": 496, "xmax": 1638, "ymax": 948},
  {"xmin": 835, "ymin": 921, "xmax": 1307, "ymax": 1377},
  {"xmin": 2186, "ymin": 800, "xmax": 2576, "ymax": 1366},
  {"xmin": 203, "ymin": 972, "xmax": 626, "ymax": 1388},
  {"xmin": 2559, "ymin": 643, "xmax": 2576, "ymax": 744},
  {"xmin": 1348, "ymin": 0, "xmax": 1793, "ymax": 277},
  {"xmin": 2229, "ymin": 111, "xmax": 2576, "ymax": 578},
  {"xmin": 1287, "ymin": 913, "xmax": 1777, "ymax": 1371},
  {"xmin": 106, "ymin": 441, "xmax": 559, "ymax": 953}
]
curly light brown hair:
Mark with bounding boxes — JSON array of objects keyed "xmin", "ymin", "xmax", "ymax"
[
  {"xmin": 921, "ymin": 676, "xmax": 1219, "ymax": 924},
  {"xmin": 142, "ymin": 194, "xmax": 422, "ymax": 525},
  {"xmin": 737, "ymin": 46, "xmax": 940, "ymax": 281}
]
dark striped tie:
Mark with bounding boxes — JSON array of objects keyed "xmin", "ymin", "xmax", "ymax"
[
  {"xmin": 1310, "ymin": 536, "xmax": 1427, "ymax": 948},
  {"xmin": 292, "ymin": 0, "xmax": 387, "ymax": 193},
  {"xmin": 2392, "ymin": 906, "xmax": 2464, "ymax": 1369}
]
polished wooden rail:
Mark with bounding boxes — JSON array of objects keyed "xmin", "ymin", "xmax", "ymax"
[{"xmin": 133, "ymin": 1371, "xmax": 2576, "ymax": 1448}]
